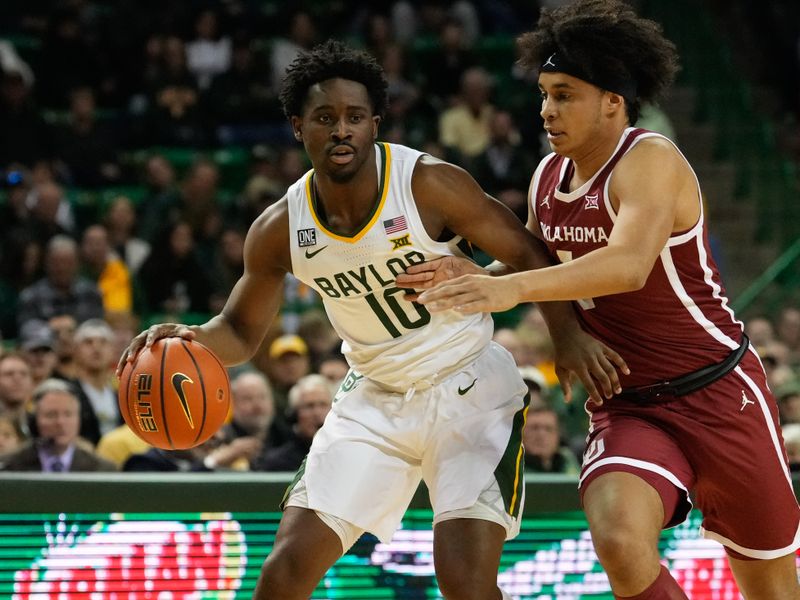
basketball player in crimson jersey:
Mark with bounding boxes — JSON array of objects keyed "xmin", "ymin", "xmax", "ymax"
[
  {"xmin": 405, "ymin": 1, "xmax": 800, "ymax": 598},
  {"xmin": 118, "ymin": 40, "xmax": 627, "ymax": 599}
]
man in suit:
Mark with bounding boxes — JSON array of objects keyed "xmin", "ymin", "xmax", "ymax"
[{"xmin": 0, "ymin": 378, "xmax": 116, "ymax": 472}]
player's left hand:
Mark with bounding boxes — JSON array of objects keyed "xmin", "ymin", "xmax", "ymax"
[
  {"xmin": 417, "ymin": 274, "xmax": 521, "ymax": 313},
  {"xmin": 396, "ymin": 256, "xmax": 484, "ymax": 302},
  {"xmin": 551, "ymin": 327, "xmax": 629, "ymax": 405}
]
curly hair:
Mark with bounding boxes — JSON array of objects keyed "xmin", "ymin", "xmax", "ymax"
[
  {"xmin": 517, "ymin": 0, "xmax": 679, "ymax": 124},
  {"xmin": 278, "ymin": 39, "xmax": 389, "ymax": 120}
]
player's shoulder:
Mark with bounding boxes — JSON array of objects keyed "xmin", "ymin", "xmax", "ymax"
[
  {"xmin": 247, "ymin": 198, "xmax": 290, "ymax": 249},
  {"xmin": 616, "ymin": 133, "xmax": 685, "ymax": 177},
  {"xmin": 411, "ymin": 153, "xmax": 470, "ymax": 193}
]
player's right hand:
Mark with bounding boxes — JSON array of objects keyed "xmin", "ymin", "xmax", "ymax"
[
  {"xmin": 396, "ymin": 256, "xmax": 484, "ymax": 301},
  {"xmin": 115, "ymin": 323, "xmax": 195, "ymax": 378}
]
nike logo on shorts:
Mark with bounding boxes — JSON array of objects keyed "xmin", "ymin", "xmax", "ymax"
[
  {"xmin": 305, "ymin": 246, "xmax": 328, "ymax": 259},
  {"xmin": 458, "ymin": 378, "xmax": 477, "ymax": 395}
]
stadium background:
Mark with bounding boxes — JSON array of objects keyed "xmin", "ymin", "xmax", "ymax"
[{"xmin": 0, "ymin": 0, "xmax": 798, "ymax": 598}]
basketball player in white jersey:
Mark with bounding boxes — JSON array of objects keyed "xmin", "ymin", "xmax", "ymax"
[
  {"xmin": 118, "ymin": 40, "xmax": 628, "ymax": 599},
  {"xmin": 408, "ymin": 1, "xmax": 800, "ymax": 599}
]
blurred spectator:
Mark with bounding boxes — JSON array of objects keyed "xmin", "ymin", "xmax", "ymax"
[
  {"xmin": 438, "ymin": 66, "xmax": 496, "ymax": 163},
  {"xmin": 105, "ymin": 311, "xmax": 139, "ymax": 369},
  {"xmin": 80, "ymin": 224, "xmax": 133, "ymax": 315},
  {"xmin": 0, "ymin": 165, "xmax": 33, "ymax": 236},
  {"xmin": 318, "ymin": 352, "xmax": 350, "ymax": 388},
  {"xmin": 186, "ymin": 8, "xmax": 232, "ymax": 90},
  {"xmin": 522, "ymin": 405, "xmax": 580, "ymax": 475},
  {"xmin": 18, "ymin": 319, "xmax": 58, "ymax": 387},
  {"xmin": 0, "ymin": 378, "xmax": 117, "ymax": 472},
  {"xmin": 123, "ymin": 446, "xmax": 211, "ymax": 472},
  {"xmin": 362, "ymin": 12, "xmax": 396, "ymax": 61},
  {"xmin": 138, "ymin": 153, "xmax": 179, "ymax": 242},
  {"xmin": 783, "ymin": 423, "xmax": 800, "ymax": 472},
  {"xmin": 206, "ymin": 37, "xmax": 283, "ymax": 146},
  {"xmin": 37, "ymin": 8, "xmax": 102, "ymax": 108},
  {"xmin": 0, "ymin": 229, "xmax": 41, "ymax": 339},
  {"xmin": 96, "ymin": 423, "xmax": 150, "ymax": 468},
  {"xmin": 419, "ymin": 18, "xmax": 478, "ymax": 109},
  {"xmin": 0, "ymin": 412, "xmax": 24, "ymax": 455},
  {"xmin": 296, "ymin": 310, "xmax": 339, "ymax": 369},
  {"xmin": 777, "ymin": 380, "xmax": 800, "ymax": 425},
  {"xmin": 745, "ymin": 315, "xmax": 776, "ymax": 348},
  {"xmin": 472, "ymin": 110, "xmax": 534, "ymax": 221},
  {"xmin": 270, "ymin": 10, "xmax": 317, "ymax": 91},
  {"xmin": 518, "ymin": 365, "xmax": 550, "ymax": 410},
  {"xmin": 776, "ymin": 307, "xmax": 800, "ymax": 364},
  {"xmin": 146, "ymin": 35, "xmax": 205, "ymax": 146},
  {"xmin": 493, "ymin": 327, "xmax": 536, "ymax": 367},
  {"xmin": 48, "ymin": 314, "xmax": 78, "ymax": 379},
  {"xmin": 53, "ymin": 86, "xmax": 121, "ymax": 188},
  {"xmin": 0, "ymin": 68, "xmax": 51, "ymax": 169},
  {"xmin": 381, "ymin": 44, "xmax": 430, "ymax": 146},
  {"xmin": 264, "ymin": 334, "xmax": 311, "ymax": 416},
  {"xmin": 70, "ymin": 318, "xmax": 122, "ymax": 442},
  {"xmin": 103, "ymin": 195, "xmax": 151, "ymax": 275},
  {"xmin": 255, "ymin": 374, "xmax": 332, "ymax": 472},
  {"xmin": 138, "ymin": 220, "xmax": 216, "ymax": 316},
  {"xmin": 0, "ymin": 353, "xmax": 34, "ymax": 439},
  {"xmin": 205, "ymin": 371, "xmax": 285, "ymax": 471},
  {"xmin": 210, "ymin": 226, "xmax": 246, "ymax": 311},
  {"xmin": 24, "ymin": 181, "xmax": 75, "ymax": 246},
  {"xmin": 17, "ymin": 235, "xmax": 104, "ymax": 330}
]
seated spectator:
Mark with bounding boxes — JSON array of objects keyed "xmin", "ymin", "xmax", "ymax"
[
  {"xmin": 103, "ymin": 195, "xmax": 151, "ymax": 275},
  {"xmin": 0, "ymin": 379, "xmax": 117, "ymax": 472},
  {"xmin": 263, "ymin": 334, "xmax": 311, "ymax": 417},
  {"xmin": 518, "ymin": 366, "xmax": 550, "ymax": 410},
  {"xmin": 783, "ymin": 423, "xmax": 800, "ymax": 472},
  {"xmin": 53, "ymin": 86, "xmax": 121, "ymax": 188},
  {"xmin": 204, "ymin": 371, "xmax": 286, "ymax": 471},
  {"xmin": 137, "ymin": 154, "xmax": 179, "ymax": 243},
  {"xmin": 123, "ymin": 447, "xmax": 210, "ymax": 472},
  {"xmin": 0, "ymin": 412, "xmax": 24, "ymax": 454},
  {"xmin": 17, "ymin": 235, "xmax": 104, "ymax": 330},
  {"xmin": 0, "ymin": 353, "xmax": 34, "ymax": 439},
  {"xmin": 48, "ymin": 314, "xmax": 78, "ymax": 379},
  {"xmin": 70, "ymin": 318, "xmax": 122, "ymax": 443},
  {"xmin": 255, "ymin": 374, "xmax": 332, "ymax": 472},
  {"xmin": 745, "ymin": 315, "xmax": 776, "ymax": 348},
  {"xmin": 96, "ymin": 423, "xmax": 150, "ymax": 467},
  {"xmin": 24, "ymin": 181, "xmax": 75, "ymax": 247},
  {"xmin": 318, "ymin": 352, "xmax": 350, "ymax": 388},
  {"xmin": 80, "ymin": 224, "xmax": 133, "ymax": 315},
  {"xmin": 522, "ymin": 406, "xmax": 580, "ymax": 475},
  {"xmin": 438, "ymin": 66, "xmax": 496, "ymax": 164},
  {"xmin": 776, "ymin": 307, "xmax": 800, "ymax": 365},
  {"xmin": 18, "ymin": 319, "xmax": 59, "ymax": 386},
  {"xmin": 138, "ymin": 220, "xmax": 216, "ymax": 316},
  {"xmin": 0, "ymin": 66, "xmax": 51, "ymax": 169},
  {"xmin": 186, "ymin": 8, "xmax": 231, "ymax": 90},
  {"xmin": 419, "ymin": 18, "xmax": 478, "ymax": 110},
  {"xmin": 777, "ymin": 380, "xmax": 800, "ymax": 425}
]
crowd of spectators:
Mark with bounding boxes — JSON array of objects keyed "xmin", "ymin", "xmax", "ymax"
[{"xmin": 0, "ymin": 0, "xmax": 796, "ymax": 475}]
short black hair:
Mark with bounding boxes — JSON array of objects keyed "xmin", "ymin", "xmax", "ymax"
[
  {"xmin": 279, "ymin": 39, "xmax": 388, "ymax": 120},
  {"xmin": 517, "ymin": 0, "xmax": 679, "ymax": 124}
]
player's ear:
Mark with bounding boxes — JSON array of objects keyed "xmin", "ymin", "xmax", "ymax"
[
  {"xmin": 290, "ymin": 116, "xmax": 303, "ymax": 141},
  {"xmin": 605, "ymin": 91, "xmax": 625, "ymax": 116},
  {"xmin": 372, "ymin": 116, "xmax": 380, "ymax": 140}
]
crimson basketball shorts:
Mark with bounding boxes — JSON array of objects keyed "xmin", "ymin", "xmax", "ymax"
[{"xmin": 579, "ymin": 349, "xmax": 800, "ymax": 559}]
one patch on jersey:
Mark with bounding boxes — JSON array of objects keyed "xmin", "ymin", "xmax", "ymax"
[
  {"xmin": 297, "ymin": 228, "xmax": 317, "ymax": 247},
  {"xmin": 390, "ymin": 234, "xmax": 412, "ymax": 250},
  {"xmin": 383, "ymin": 215, "xmax": 408, "ymax": 234},
  {"xmin": 584, "ymin": 194, "xmax": 600, "ymax": 210}
]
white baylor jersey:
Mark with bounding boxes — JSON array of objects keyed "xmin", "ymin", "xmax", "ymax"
[{"xmin": 287, "ymin": 142, "xmax": 492, "ymax": 390}]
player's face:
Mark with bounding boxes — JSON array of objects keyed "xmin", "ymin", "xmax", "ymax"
[
  {"xmin": 538, "ymin": 72, "xmax": 606, "ymax": 157},
  {"xmin": 291, "ymin": 78, "xmax": 380, "ymax": 183}
]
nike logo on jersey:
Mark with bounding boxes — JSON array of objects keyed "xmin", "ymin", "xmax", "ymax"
[
  {"xmin": 458, "ymin": 378, "xmax": 477, "ymax": 395},
  {"xmin": 171, "ymin": 373, "xmax": 195, "ymax": 429},
  {"xmin": 305, "ymin": 245, "xmax": 328, "ymax": 259}
]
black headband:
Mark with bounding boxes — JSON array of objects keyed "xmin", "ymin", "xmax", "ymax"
[{"xmin": 540, "ymin": 52, "xmax": 637, "ymax": 101}]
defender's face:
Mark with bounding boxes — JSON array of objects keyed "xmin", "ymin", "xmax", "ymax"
[
  {"xmin": 538, "ymin": 72, "xmax": 605, "ymax": 157},
  {"xmin": 291, "ymin": 78, "xmax": 380, "ymax": 183}
]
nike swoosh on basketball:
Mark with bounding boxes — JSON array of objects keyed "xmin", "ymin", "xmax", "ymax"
[
  {"xmin": 458, "ymin": 378, "xmax": 478, "ymax": 395},
  {"xmin": 171, "ymin": 373, "xmax": 195, "ymax": 429},
  {"xmin": 304, "ymin": 245, "xmax": 328, "ymax": 259}
]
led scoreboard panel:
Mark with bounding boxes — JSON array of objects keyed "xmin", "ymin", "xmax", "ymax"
[{"xmin": 1, "ymin": 474, "xmax": 797, "ymax": 599}]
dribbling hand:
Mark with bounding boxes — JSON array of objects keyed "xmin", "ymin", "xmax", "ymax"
[{"xmin": 115, "ymin": 322, "xmax": 196, "ymax": 378}]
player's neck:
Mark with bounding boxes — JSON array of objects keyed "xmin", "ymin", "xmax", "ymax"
[
  {"xmin": 568, "ymin": 125, "xmax": 627, "ymax": 190},
  {"xmin": 312, "ymin": 152, "xmax": 380, "ymax": 234}
]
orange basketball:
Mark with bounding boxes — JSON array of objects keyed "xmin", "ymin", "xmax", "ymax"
[{"xmin": 118, "ymin": 338, "xmax": 231, "ymax": 450}]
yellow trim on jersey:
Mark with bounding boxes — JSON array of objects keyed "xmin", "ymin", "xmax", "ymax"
[
  {"xmin": 304, "ymin": 142, "xmax": 392, "ymax": 244},
  {"xmin": 508, "ymin": 404, "xmax": 529, "ymax": 516}
]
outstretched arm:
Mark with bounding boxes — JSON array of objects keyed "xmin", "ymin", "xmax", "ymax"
[
  {"xmin": 117, "ymin": 201, "xmax": 291, "ymax": 374},
  {"xmin": 406, "ymin": 156, "xmax": 628, "ymax": 402}
]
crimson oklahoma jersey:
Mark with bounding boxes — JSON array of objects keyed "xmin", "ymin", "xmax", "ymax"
[{"xmin": 530, "ymin": 127, "xmax": 744, "ymax": 388}]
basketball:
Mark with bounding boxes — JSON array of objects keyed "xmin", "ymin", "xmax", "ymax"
[{"xmin": 118, "ymin": 338, "xmax": 231, "ymax": 450}]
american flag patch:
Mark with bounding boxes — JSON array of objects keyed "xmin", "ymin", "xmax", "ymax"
[{"xmin": 383, "ymin": 215, "xmax": 407, "ymax": 234}]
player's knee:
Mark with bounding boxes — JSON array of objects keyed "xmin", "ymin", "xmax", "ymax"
[{"xmin": 591, "ymin": 524, "xmax": 657, "ymax": 572}]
